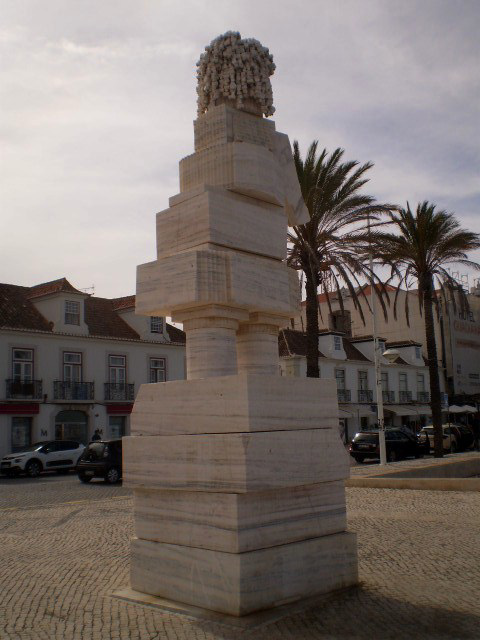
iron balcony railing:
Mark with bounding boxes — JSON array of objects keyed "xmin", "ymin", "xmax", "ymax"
[
  {"xmin": 104, "ymin": 383, "xmax": 135, "ymax": 401},
  {"xmin": 6, "ymin": 379, "xmax": 43, "ymax": 399},
  {"xmin": 357, "ymin": 389, "xmax": 373, "ymax": 403},
  {"xmin": 417, "ymin": 391, "xmax": 430, "ymax": 403},
  {"xmin": 53, "ymin": 381, "xmax": 94, "ymax": 401},
  {"xmin": 337, "ymin": 389, "xmax": 352, "ymax": 403},
  {"xmin": 399, "ymin": 390, "xmax": 413, "ymax": 403},
  {"xmin": 382, "ymin": 390, "xmax": 395, "ymax": 403}
]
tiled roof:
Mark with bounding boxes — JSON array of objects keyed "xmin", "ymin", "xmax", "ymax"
[
  {"xmin": 84, "ymin": 297, "xmax": 140, "ymax": 340},
  {"xmin": 0, "ymin": 280, "xmax": 186, "ymax": 345},
  {"xmin": 279, "ymin": 329, "xmax": 372, "ymax": 361},
  {"xmin": 387, "ymin": 340, "xmax": 422, "ymax": 347},
  {"xmin": 342, "ymin": 340, "xmax": 371, "ymax": 362},
  {"xmin": 279, "ymin": 329, "xmax": 324, "ymax": 358},
  {"xmin": 27, "ymin": 278, "xmax": 83, "ymax": 299},
  {"xmin": 349, "ymin": 334, "xmax": 387, "ymax": 343},
  {"xmin": 166, "ymin": 323, "xmax": 186, "ymax": 344},
  {"xmin": 111, "ymin": 295, "xmax": 136, "ymax": 311},
  {"xmin": 0, "ymin": 283, "xmax": 53, "ymax": 331}
]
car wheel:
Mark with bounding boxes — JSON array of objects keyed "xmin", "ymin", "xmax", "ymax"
[
  {"xmin": 105, "ymin": 467, "xmax": 120, "ymax": 484},
  {"xmin": 25, "ymin": 460, "xmax": 42, "ymax": 478},
  {"xmin": 78, "ymin": 474, "xmax": 92, "ymax": 483},
  {"xmin": 388, "ymin": 450, "xmax": 397, "ymax": 462}
]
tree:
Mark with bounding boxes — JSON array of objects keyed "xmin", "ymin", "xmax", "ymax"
[
  {"xmin": 373, "ymin": 202, "xmax": 480, "ymax": 457},
  {"xmin": 287, "ymin": 141, "xmax": 394, "ymax": 377}
]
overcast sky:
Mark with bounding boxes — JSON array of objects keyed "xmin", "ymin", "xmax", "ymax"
[{"xmin": 1, "ymin": 0, "xmax": 479, "ymax": 298}]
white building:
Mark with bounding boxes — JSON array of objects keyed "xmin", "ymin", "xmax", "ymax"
[
  {"xmin": 279, "ymin": 328, "xmax": 438, "ymax": 441},
  {"xmin": 0, "ymin": 278, "xmax": 185, "ymax": 458},
  {"xmin": 295, "ymin": 284, "xmax": 480, "ymax": 402}
]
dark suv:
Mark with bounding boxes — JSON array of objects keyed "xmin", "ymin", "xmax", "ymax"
[
  {"xmin": 349, "ymin": 429, "xmax": 423, "ymax": 463},
  {"xmin": 77, "ymin": 439, "xmax": 122, "ymax": 484}
]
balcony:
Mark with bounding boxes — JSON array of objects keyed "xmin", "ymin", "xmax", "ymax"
[
  {"xmin": 357, "ymin": 389, "xmax": 373, "ymax": 403},
  {"xmin": 53, "ymin": 381, "xmax": 94, "ymax": 401},
  {"xmin": 6, "ymin": 379, "xmax": 43, "ymax": 400},
  {"xmin": 382, "ymin": 390, "xmax": 395, "ymax": 403},
  {"xmin": 399, "ymin": 390, "xmax": 413, "ymax": 403},
  {"xmin": 337, "ymin": 389, "xmax": 352, "ymax": 403},
  {"xmin": 417, "ymin": 391, "xmax": 430, "ymax": 403},
  {"xmin": 104, "ymin": 383, "xmax": 135, "ymax": 401}
]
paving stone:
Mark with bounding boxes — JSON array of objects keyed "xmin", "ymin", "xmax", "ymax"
[{"xmin": 0, "ymin": 472, "xmax": 479, "ymax": 638}]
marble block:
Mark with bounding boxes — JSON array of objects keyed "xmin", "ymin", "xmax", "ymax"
[
  {"xmin": 193, "ymin": 103, "xmax": 276, "ymax": 153},
  {"xmin": 179, "ymin": 141, "xmax": 284, "ymax": 206},
  {"xmin": 134, "ymin": 481, "xmax": 347, "ymax": 553},
  {"xmin": 130, "ymin": 532, "xmax": 358, "ymax": 616},
  {"xmin": 136, "ymin": 248, "xmax": 300, "ymax": 318},
  {"xmin": 131, "ymin": 374, "xmax": 339, "ymax": 436},
  {"xmin": 123, "ymin": 427, "xmax": 350, "ymax": 493},
  {"xmin": 156, "ymin": 186, "xmax": 287, "ymax": 261}
]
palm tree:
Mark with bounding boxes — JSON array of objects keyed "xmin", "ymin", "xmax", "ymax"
[
  {"xmin": 287, "ymin": 141, "xmax": 394, "ymax": 377},
  {"xmin": 374, "ymin": 202, "xmax": 480, "ymax": 457}
]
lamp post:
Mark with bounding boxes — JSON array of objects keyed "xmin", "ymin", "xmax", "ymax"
[{"xmin": 368, "ymin": 215, "xmax": 387, "ymax": 465}]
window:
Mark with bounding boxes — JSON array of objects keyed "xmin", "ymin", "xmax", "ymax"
[
  {"xmin": 417, "ymin": 374, "xmax": 425, "ymax": 392},
  {"xmin": 335, "ymin": 369, "xmax": 346, "ymax": 389},
  {"xmin": 333, "ymin": 335, "xmax": 342, "ymax": 351},
  {"xmin": 109, "ymin": 416, "xmax": 126, "ymax": 438},
  {"xmin": 65, "ymin": 300, "xmax": 80, "ymax": 325},
  {"xmin": 63, "ymin": 352, "xmax": 82, "ymax": 382},
  {"xmin": 150, "ymin": 316, "xmax": 164, "ymax": 333},
  {"xmin": 378, "ymin": 340, "xmax": 386, "ymax": 353},
  {"xmin": 415, "ymin": 346, "xmax": 421, "ymax": 359},
  {"xmin": 11, "ymin": 417, "xmax": 32, "ymax": 452},
  {"xmin": 381, "ymin": 371, "xmax": 389, "ymax": 390},
  {"xmin": 469, "ymin": 373, "xmax": 479, "ymax": 380},
  {"xmin": 358, "ymin": 370, "xmax": 368, "ymax": 391},
  {"xmin": 12, "ymin": 349, "xmax": 33, "ymax": 381},
  {"xmin": 399, "ymin": 373, "xmax": 408, "ymax": 392},
  {"xmin": 150, "ymin": 357, "xmax": 166, "ymax": 383},
  {"xmin": 109, "ymin": 355, "xmax": 126, "ymax": 384}
]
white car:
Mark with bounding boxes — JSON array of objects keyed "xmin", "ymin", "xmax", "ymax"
[{"xmin": 0, "ymin": 440, "xmax": 85, "ymax": 478}]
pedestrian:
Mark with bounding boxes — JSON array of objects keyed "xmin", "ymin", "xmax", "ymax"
[{"xmin": 91, "ymin": 429, "xmax": 102, "ymax": 442}]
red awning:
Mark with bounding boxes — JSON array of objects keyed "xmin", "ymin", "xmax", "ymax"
[
  {"xmin": 106, "ymin": 404, "xmax": 133, "ymax": 415},
  {"xmin": 0, "ymin": 403, "xmax": 40, "ymax": 415}
]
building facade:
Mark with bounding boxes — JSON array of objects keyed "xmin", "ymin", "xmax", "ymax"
[
  {"xmin": 0, "ymin": 278, "xmax": 185, "ymax": 459},
  {"xmin": 279, "ymin": 329, "xmax": 438, "ymax": 441},
  {"xmin": 295, "ymin": 285, "xmax": 480, "ymax": 401}
]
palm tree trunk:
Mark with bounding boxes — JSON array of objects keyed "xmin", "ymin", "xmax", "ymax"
[
  {"xmin": 423, "ymin": 280, "xmax": 443, "ymax": 458},
  {"xmin": 305, "ymin": 263, "xmax": 320, "ymax": 378}
]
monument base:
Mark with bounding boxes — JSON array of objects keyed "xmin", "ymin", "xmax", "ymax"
[
  {"xmin": 129, "ymin": 532, "xmax": 357, "ymax": 616},
  {"xmin": 112, "ymin": 583, "xmax": 358, "ymax": 630}
]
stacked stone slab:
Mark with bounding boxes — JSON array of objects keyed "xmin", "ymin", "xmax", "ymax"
[{"xmin": 124, "ymin": 88, "xmax": 357, "ymax": 616}]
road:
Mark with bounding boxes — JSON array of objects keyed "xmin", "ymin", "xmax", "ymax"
[
  {"xmin": 0, "ymin": 471, "xmax": 130, "ymax": 510},
  {"xmin": 1, "ymin": 470, "xmax": 479, "ymax": 639}
]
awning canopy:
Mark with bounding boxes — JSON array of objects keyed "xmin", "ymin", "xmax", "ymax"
[
  {"xmin": 384, "ymin": 405, "xmax": 432, "ymax": 417},
  {"xmin": 449, "ymin": 404, "xmax": 477, "ymax": 414}
]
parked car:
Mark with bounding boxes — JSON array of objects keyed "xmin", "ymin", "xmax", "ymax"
[
  {"xmin": 77, "ymin": 439, "xmax": 122, "ymax": 484},
  {"xmin": 0, "ymin": 440, "xmax": 85, "ymax": 478},
  {"xmin": 349, "ymin": 429, "xmax": 423, "ymax": 463},
  {"xmin": 420, "ymin": 424, "xmax": 467, "ymax": 453},
  {"xmin": 452, "ymin": 424, "xmax": 474, "ymax": 450}
]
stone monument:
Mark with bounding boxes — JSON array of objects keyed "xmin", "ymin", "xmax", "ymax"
[{"xmin": 123, "ymin": 31, "xmax": 358, "ymax": 617}]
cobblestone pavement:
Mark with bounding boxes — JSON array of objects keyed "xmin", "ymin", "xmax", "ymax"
[{"xmin": 1, "ymin": 474, "xmax": 479, "ymax": 639}]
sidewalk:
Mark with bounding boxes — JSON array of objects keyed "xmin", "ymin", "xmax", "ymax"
[{"xmin": 1, "ymin": 477, "xmax": 479, "ymax": 638}]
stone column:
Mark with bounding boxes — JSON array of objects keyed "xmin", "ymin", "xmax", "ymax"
[{"xmin": 237, "ymin": 314, "xmax": 286, "ymax": 376}]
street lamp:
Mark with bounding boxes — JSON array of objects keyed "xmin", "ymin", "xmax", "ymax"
[{"xmin": 368, "ymin": 214, "xmax": 387, "ymax": 465}]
